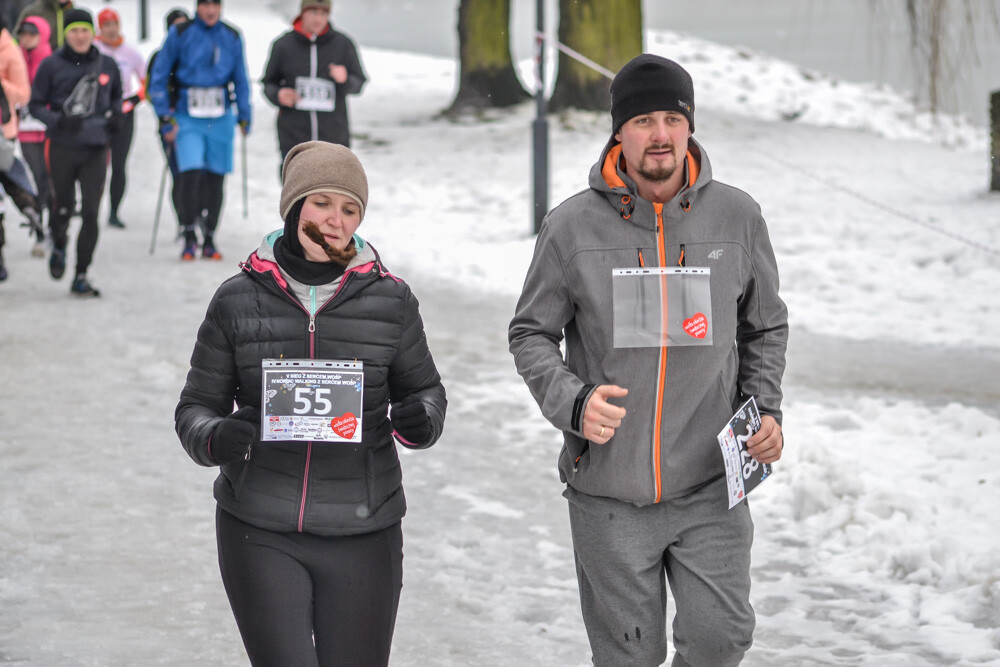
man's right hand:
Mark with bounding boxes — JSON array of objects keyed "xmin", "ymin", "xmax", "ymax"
[
  {"xmin": 277, "ymin": 87, "xmax": 298, "ymax": 107},
  {"xmin": 583, "ymin": 385, "xmax": 628, "ymax": 444}
]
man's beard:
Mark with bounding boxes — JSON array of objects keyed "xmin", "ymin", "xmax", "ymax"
[{"xmin": 636, "ymin": 145, "xmax": 680, "ymax": 183}]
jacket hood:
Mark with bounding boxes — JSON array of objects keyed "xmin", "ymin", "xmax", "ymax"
[
  {"xmin": 590, "ymin": 136, "xmax": 713, "ymax": 223},
  {"xmin": 23, "ymin": 16, "xmax": 52, "ymax": 46}
]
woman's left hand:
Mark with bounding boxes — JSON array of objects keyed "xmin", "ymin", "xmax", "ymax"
[{"xmin": 390, "ymin": 398, "xmax": 431, "ymax": 445}]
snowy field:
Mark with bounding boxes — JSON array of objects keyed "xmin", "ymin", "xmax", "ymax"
[{"xmin": 1, "ymin": 0, "xmax": 999, "ymax": 665}]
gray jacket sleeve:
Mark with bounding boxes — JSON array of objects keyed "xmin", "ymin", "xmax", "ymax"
[
  {"xmin": 736, "ymin": 214, "xmax": 788, "ymax": 424},
  {"xmin": 508, "ymin": 220, "xmax": 590, "ymax": 435}
]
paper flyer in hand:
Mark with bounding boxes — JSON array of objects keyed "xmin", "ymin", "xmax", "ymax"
[{"xmin": 717, "ymin": 396, "xmax": 772, "ymax": 509}]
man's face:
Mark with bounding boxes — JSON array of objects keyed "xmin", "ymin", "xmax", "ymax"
[
  {"xmin": 65, "ymin": 26, "xmax": 94, "ymax": 54},
  {"xmin": 614, "ymin": 111, "xmax": 691, "ymax": 190},
  {"xmin": 301, "ymin": 8, "xmax": 330, "ymax": 35},
  {"xmin": 99, "ymin": 20, "xmax": 120, "ymax": 41},
  {"xmin": 196, "ymin": 2, "xmax": 222, "ymax": 26}
]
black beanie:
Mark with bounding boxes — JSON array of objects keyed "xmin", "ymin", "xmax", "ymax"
[
  {"xmin": 610, "ymin": 54, "xmax": 695, "ymax": 135},
  {"xmin": 62, "ymin": 9, "xmax": 95, "ymax": 34}
]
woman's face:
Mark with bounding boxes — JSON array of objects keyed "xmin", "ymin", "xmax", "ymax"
[{"xmin": 297, "ymin": 192, "xmax": 362, "ymax": 262}]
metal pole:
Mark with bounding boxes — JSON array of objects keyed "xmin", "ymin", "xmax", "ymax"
[
  {"xmin": 991, "ymin": 90, "xmax": 999, "ymax": 192},
  {"xmin": 149, "ymin": 145, "xmax": 172, "ymax": 255},
  {"xmin": 139, "ymin": 0, "xmax": 149, "ymax": 42},
  {"xmin": 241, "ymin": 132, "xmax": 249, "ymax": 218},
  {"xmin": 531, "ymin": 0, "xmax": 549, "ymax": 235}
]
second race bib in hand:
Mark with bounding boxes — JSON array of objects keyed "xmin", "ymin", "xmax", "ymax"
[
  {"xmin": 295, "ymin": 76, "xmax": 336, "ymax": 112},
  {"xmin": 261, "ymin": 359, "xmax": 364, "ymax": 443}
]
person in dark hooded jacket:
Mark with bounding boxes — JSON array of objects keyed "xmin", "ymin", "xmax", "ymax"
[
  {"xmin": 175, "ymin": 140, "xmax": 446, "ymax": 666},
  {"xmin": 261, "ymin": 0, "xmax": 365, "ymax": 164},
  {"xmin": 28, "ymin": 8, "xmax": 121, "ymax": 297}
]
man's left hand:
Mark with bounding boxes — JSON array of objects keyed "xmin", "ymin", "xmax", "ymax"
[{"xmin": 747, "ymin": 415, "xmax": 782, "ymax": 464}]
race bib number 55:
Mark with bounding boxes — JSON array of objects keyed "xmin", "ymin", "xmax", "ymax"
[{"xmin": 261, "ymin": 359, "xmax": 364, "ymax": 443}]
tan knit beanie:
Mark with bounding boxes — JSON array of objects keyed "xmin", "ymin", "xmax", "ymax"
[{"xmin": 280, "ymin": 141, "xmax": 369, "ymax": 221}]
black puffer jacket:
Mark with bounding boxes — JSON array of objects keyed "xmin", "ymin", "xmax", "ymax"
[
  {"xmin": 176, "ymin": 236, "xmax": 446, "ymax": 536},
  {"xmin": 28, "ymin": 44, "xmax": 122, "ymax": 148}
]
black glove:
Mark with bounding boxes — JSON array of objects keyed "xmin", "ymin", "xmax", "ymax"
[
  {"xmin": 210, "ymin": 406, "xmax": 259, "ymax": 465},
  {"xmin": 390, "ymin": 398, "xmax": 432, "ymax": 445},
  {"xmin": 56, "ymin": 113, "xmax": 83, "ymax": 134}
]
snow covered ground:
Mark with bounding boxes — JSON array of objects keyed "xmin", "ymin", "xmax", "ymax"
[{"xmin": 1, "ymin": 0, "xmax": 998, "ymax": 665}]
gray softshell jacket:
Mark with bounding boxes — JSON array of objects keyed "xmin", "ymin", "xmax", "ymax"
[{"xmin": 508, "ymin": 137, "xmax": 788, "ymax": 506}]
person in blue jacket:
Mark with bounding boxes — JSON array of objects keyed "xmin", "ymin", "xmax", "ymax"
[{"xmin": 147, "ymin": 0, "xmax": 251, "ymax": 261}]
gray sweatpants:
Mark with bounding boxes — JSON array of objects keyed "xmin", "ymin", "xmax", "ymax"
[{"xmin": 565, "ymin": 477, "xmax": 755, "ymax": 667}]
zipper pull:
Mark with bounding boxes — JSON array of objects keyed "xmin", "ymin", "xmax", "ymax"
[
  {"xmin": 244, "ymin": 442, "xmax": 253, "ymax": 461},
  {"xmin": 309, "ymin": 314, "xmax": 316, "ymax": 333},
  {"xmin": 678, "ymin": 245, "xmax": 686, "ymax": 267}
]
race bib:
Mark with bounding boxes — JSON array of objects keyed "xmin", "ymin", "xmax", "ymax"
[
  {"xmin": 261, "ymin": 359, "xmax": 364, "ymax": 443},
  {"xmin": 187, "ymin": 86, "xmax": 225, "ymax": 118},
  {"xmin": 295, "ymin": 76, "xmax": 336, "ymax": 112},
  {"xmin": 612, "ymin": 267, "xmax": 713, "ymax": 348}
]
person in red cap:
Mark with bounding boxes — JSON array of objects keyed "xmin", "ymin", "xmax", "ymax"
[
  {"xmin": 96, "ymin": 7, "xmax": 146, "ymax": 229},
  {"xmin": 261, "ymin": 0, "xmax": 366, "ymax": 167}
]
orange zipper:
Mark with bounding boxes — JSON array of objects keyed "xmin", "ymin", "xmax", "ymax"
[{"xmin": 653, "ymin": 203, "xmax": 667, "ymax": 503}]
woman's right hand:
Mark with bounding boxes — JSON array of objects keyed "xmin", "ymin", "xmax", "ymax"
[{"xmin": 210, "ymin": 406, "xmax": 260, "ymax": 464}]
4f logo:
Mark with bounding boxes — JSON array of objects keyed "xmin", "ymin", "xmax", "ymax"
[{"xmin": 708, "ymin": 249, "xmax": 724, "ymax": 260}]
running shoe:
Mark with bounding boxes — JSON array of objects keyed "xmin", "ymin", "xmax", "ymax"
[
  {"xmin": 49, "ymin": 247, "xmax": 66, "ymax": 279},
  {"xmin": 70, "ymin": 275, "xmax": 101, "ymax": 297}
]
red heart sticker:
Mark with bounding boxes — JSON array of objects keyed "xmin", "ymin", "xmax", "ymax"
[
  {"xmin": 330, "ymin": 412, "xmax": 358, "ymax": 439},
  {"xmin": 682, "ymin": 313, "xmax": 708, "ymax": 339},
  {"xmin": 99, "ymin": 73, "xmax": 110, "ymax": 86}
]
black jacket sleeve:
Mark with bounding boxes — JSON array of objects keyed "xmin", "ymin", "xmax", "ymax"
[
  {"xmin": 175, "ymin": 288, "xmax": 241, "ymax": 467},
  {"xmin": 387, "ymin": 288, "xmax": 446, "ymax": 449}
]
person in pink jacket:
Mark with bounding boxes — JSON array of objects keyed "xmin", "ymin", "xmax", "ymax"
[
  {"xmin": 0, "ymin": 19, "xmax": 32, "ymax": 281},
  {"xmin": 16, "ymin": 15, "xmax": 50, "ymax": 256}
]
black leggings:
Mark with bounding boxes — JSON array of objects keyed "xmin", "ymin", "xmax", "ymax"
[
  {"xmin": 216, "ymin": 507, "xmax": 403, "ymax": 667},
  {"xmin": 47, "ymin": 142, "xmax": 107, "ymax": 276},
  {"xmin": 107, "ymin": 110, "xmax": 135, "ymax": 214},
  {"xmin": 178, "ymin": 169, "xmax": 225, "ymax": 243}
]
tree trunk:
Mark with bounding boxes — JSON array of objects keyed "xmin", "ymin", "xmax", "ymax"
[
  {"xmin": 549, "ymin": 0, "xmax": 643, "ymax": 112},
  {"xmin": 449, "ymin": 0, "xmax": 529, "ymax": 113}
]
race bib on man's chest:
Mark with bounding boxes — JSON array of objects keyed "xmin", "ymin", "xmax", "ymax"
[
  {"xmin": 611, "ymin": 267, "xmax": 714, "ymax": 348},
  {"xmin": 295, "ymin": 76, "xmax": 335, "ymax": 112},
  {"xmin": 187, "ymin": 86, "xmax": 226, "ymax": 118},
  {"xmin": 261, "ymin": 360, "xmax": 364, "ymax": 443}
]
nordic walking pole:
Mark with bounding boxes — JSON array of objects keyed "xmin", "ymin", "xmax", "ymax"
[
  {"xmin": 149, "ymin": 145, "xmax": 172, "ymax": 255},
  {"xmin": 241, "ymin": 129, "xmax": 248, "ymax": 218}
]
